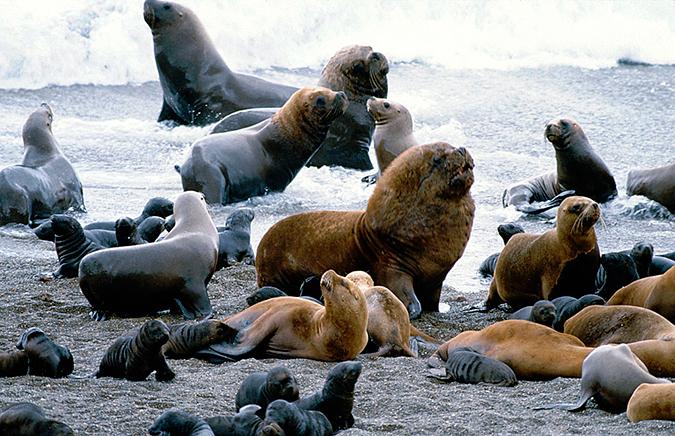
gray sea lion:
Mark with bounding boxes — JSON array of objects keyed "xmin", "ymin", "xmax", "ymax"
[
  {"xmin": 503, "ymin": 118, "xmax": 616, "ymax": 214},
  {"xmin": 179, "ymin": 87, "xmax": 348, "ymax": 205},
  {"xmin": 626, "ymin": 162, "xmax": 675, "ymax": 214},
  {"xmin": 478, "ymin": 223, "xmax": 525, "ymax": 277},
  {"xmin": 0, "ymin": 403, "xmax": 74, "ymax": 435},
  {"xmin": 16, "ymin": 327, "xmax": 74, "ymax": 378},
  {"xmin": 627, "ymin": 383, "xmax": 675, "ymax": 423},
  {"xmin": 509, "ymin": 300, "xmax": 557, "ymax": 327},
  {"xmin": 235, "ymin": 367, "xmax": 300, "ymax": 417},
  {"xmin": 84, "ymin": 196, "xmax": 173, "ymax": 231},
  {"xmin": 148, "ymin": 409, "xmax": 215, "ymax": 436},
  {"xmin": 263, "ymin": 400, "xmax": 332, "ymax": 436},
  {"xmin": 427, "ymin": 346, "xmax": 518, "ymax": 386},
  {"xmin": 96, "ymin": 319, "xmax": 174, "ymax": 382},
  {"xmin": 535, "ymin": 344, "xmax": 670, "ymax": 412},
  {"xmin": 162, "ymin": 319, "xmax": 234, "ymax": 362},
  {"xmin": 51, "ymin": 215, "xmax": 103, "ymax": 278},
  {"xmin": 0, "ymin": 104, "xmax": 84, "ymax": 226},
  {"xmin": 79, "ymin": 192, "xmax": 219, "ymax": 321},
  {"xmin": 551, "ymin": 295, "xmax": 606, "ymax": 332},
  {"xmin": 217, "ymin": 208, "xmax": 255, "ymax": 269},
  {"xmin": 143, "ymin": 0, "xmax": 297, "ymax": 126}
]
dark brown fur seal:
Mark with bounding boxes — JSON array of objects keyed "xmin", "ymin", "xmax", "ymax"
[
  {"xmin": 607, "ymin": 266, "xmax": 675, "ymax": 322},
  {"xmin": 96, "ymin": 319, "xmax": 174, "ymax": 382},
  {"xmin": 0, "ymin": 104, "xmax": 84, "ymax": 226},
  {"xmin": 256, "ymin": 142, "xmax": 475, "ymax": 319},
  {"xmin": 627, "ymin": 383, "xmax": 675, "ymax": 423},
  {"xmin": 179, "ymin": 87, "xmax": 348, "ymax": 205},
  {"xmin": 114, "ymin": 216, "xmax": 146, "ymax": 246},
  {"xmin": 626, "ymin": 162, "xmax": 675, "ymax": 213},
  {"xmin": 0, "ymin": 403, "xmax": 74, "ymax": 435},
  {"xmin": 235, "ymin": 367, "xmax": 300, "ymax": 416},
  {"xmin": 217, "ymin": 208, "xmax": 255, "ymax": 269},
  {"xmin": 16, "ymin": 327, "xmax": 74, "ymax": 378},
  {"xmin": 551, "ymin": 294, "xmax": 605, "ymax": 332},
  {"xmin": 428, "ymin": 346, "xmax": 518, "ymax": 387}
]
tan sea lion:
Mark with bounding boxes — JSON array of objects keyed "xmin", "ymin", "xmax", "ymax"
[
  {"xmin": 563, "ymin": 305, "xmax": 675, "ymax": 346},
  {"xmin": 626, "ymin": 162, "xmax": 675, "ymax": 214},
  {"xmin": 256, "ymin": 142, "xmax": 475, "ymax": 319},
  {"xmin": 486, "ymin": 196, "xmax": 600, "ymax": 310},
  {"xmin": 607, "ymin": 267, "xmax": 675, "ymax": 322},
  {"xmin": 627, "ymin": 383, "xmax": 675, "ymax": 423},
  {"xmin": 201, "ymin": 270, "xmax": 368, "ymax": 362}
]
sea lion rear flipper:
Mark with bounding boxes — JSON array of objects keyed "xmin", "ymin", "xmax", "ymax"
[
  {"xmin": 533, "ymin": 392, "xmax": 592, "ymax": 412},
  {"xmin": 426, "ymin": 367, "xmax": 453, "ymax": 382},
  {"xmin": 198, "ymin": 322, "xmax": 272, "ymax": 363},
  {"xmin": 517, "ymin": 190, "xmax": 576, "ymax": 214}
]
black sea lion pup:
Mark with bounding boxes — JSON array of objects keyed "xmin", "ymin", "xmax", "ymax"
[
  {"xmin": 0, "ymin": 402, "xmax": 74, "ymax": 435},
  {"xmin": 235, "ymin": 367, "xmax": 300, "ymax": 417},
  {"xmin": 626, "ymin": 162, "xmax": 675, "ymax": 214},
  {"xmin": 217, "ymin": 208, "xmax": 255, "ymax": 268},
  {"xmin": 630, "ymin": 241, "xmax": 654, "ymax": 278},
  {"xmin": 428, "ymin": 346, "xmax": 518, "ymax": 387},
  {"xmin": 115, "ymin": 216, "xmax": 146, "ymax": 246},
  {"xmin": 478, "ymin": 223, "xmax": 525, "ymax": 277},
  {"xmin": 179, "ymin": 87, "xmax": 348, "ymax": 205},
  {"xmin": 510, "ymin": 300, "xmax": 556, "ymax": 327},
  {"xmin": 84, "ymin": 196, "xmax": 173, "ymax": 231},
  {"xmin": 295, "ymin": 361, "xmax": 362, "ymax": 431},
  {"xmin": 595, "ymin": 252, "xmax": 639, "ymax": 299},
  {"xmin": 148, "ymin": 409, "xmax": 215, "ymax": 436},
  {"xmin": 263, "ymin": 400, "xmax": 332, "ymax": 436},
  {"xmin": 0, "ymin": 104, "xmax": 84, "ymax": 226},
  {"xmin": 137, "ymin": 215, "xmax": 166, "ymax": 243},
  {"xmin": 206, "ymin": 404, "xmax": 268, "ymax": 436},
  {"xmin": 245, "ymin": 287, "xmax": 287, "ymax": 306},
  {"xmin": 97, "ymin": 319, "xmax": 174, "ymax": 381},
  {"xmin": 551, "ymin": 295, "xmax": 605, "ymax": 332},
  {"xmin": 79, "ymin": 191, "xmax": 218, "ymax": 321},
  {"xmin": 0, "ymin": 350, "xmax": 28, "ymax": 377},
  {"xmin": 162, "ymin": 320, "xmax": 235, "ymax": 361},
  {"xmin": 16, "ymin": 327, "xmax": 73, "ymax": 378},
  {"xmin": 51, "ymin": 214, "xmax": 103, "ymax": 278}
]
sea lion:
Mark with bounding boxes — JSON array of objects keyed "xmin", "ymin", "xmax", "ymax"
[
  {"xmin": 114, "ymin": 216, "xmax": 146, "ymax": 246},
  {"xmin": 502, "ymin": 118, "xmax": 616, "ymax": 213},
  {"xmin": 136, "ymin": 215, "xmax": 166, "ymax": 243},
  {"xmin": 84, "ymin": 196, "xmax": 173, "ymax": 231},
  {"xmin": 51, "ymin": 215, "xmax": 103, "ymax": 278},
  {"xmin": 630, "ymin": 241, "xmax": 654, "ymax": 278},
  {"xmin": 206, "ymin": 405, "xmax": 269, "ymax": 436},
  {"xmin": 0, "ymin": 104, "xmax": 84, "ymax": 226},
  {"xmin": 361, "ymin": 97, "xmax": 417, "ymax": 184},
  {"xmin": 563, "ymin": 305, "xmax": 675, "ymax": 346},
  {"xmin": 245, "ymin": 286, "xmax": 288, "ymax": 306},
  {"xmin": 551, "ymin": 294, "xmax": 605, "ymax": 332},
  {"xmin": 217, "ymin": 208, "xmax": 255, "ymax": 269},
  {"xmin": 486, "ymin": 196, "xmax": 600, "ymax": 310},
  {"xmin": 162, "ymin": 319, "xmax": 233, "ymax": 361},
  {"xmin": 148, "ymin": 409, "xmax": 215, "ymax": 436},
  {"xmin": 178, "ymin": 87, "xmax": 348, "ymax": 205},
  {"xmin": 0, "ymin": 350, "xmax": 28, "ymax": 377},
  {"xmin": 0, "ymin": 402, "xmax": 74, "ymax": 435},
  {"xmin": 16, "ymin": 327, "xmax": 74, "ymax": 378},
  {"xmin": 256, "ymin": 142, "xmax": 475, "ymax": 318},
  {"xmin": 96, "ymin": 319, "xmax": 175, "ymax": 382},
  {"xmin": 509, "ymin": 300, "xmax": 557, "ymax": 327},
  {"xmin": 39, "ymin": 215, "xmax": 117, "ymax": 247},
  {"xmin": 607, "ymin": 267, "xmax": 675, "ymax": 322},
  {"xmin": 235, "ymin": 367, "xmax": 300, "ymax": 416},
  {"xmin": 535, "ymin": 344, "xmax": 670, "ymax": 413},
  {"xmin": 262, "ymin": 400, "xmax": 332, "ymax": 436},
  {"xmin": 650, "ymin": 256, "xmax": 675, "ymax": 275},
  {"xmin": 427, "ymin": 346, "xmax": 518, "ymax": 386},
  {"xmin": 478, "ymin": 223, "xmax": 525, "ymax": 277},
  {"xmin": 143, "ymin": 0, "xmax": 297, "ymax": 126},
  {"xmin": 627, "ymin": 383, "xmax": 675, "ymax": 423},
  {"xmin": 79, "ymin": 191, "xmax": 218, "ymax": 321},
  {"xmin": 200, "ymin": 270, "xmax": 368, "ymax": 362},
  {"xmin": 294, "ymin": 360, "xmax": 362, "ymax": 431},
  {"xmin": 660, "ymin": 251, "xmax": 675, "ymax": 261},
  {"xmin": 626, "ymin": 162, "xmax": 675, "ymax": 214},
  {"xmin": 595, "ymin": 252, "xmax": 640, "ymax": 299}
]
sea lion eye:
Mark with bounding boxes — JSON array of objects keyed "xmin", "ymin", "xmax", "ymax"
[
  {"xmin": 315, "ymin": 96, "xmax": 326, "ymax": 107},
  {"xmin": 432, "ymin": 156, "xmax": 443, "ymax": 167},
  {"xmin": 569, "ymin": 204, "xmax": 581, "ymax": 213},
  {"xmin": 352, "ymin": 61, "xmax": 365, "ymax": 73},
  {"xmin": 383, "ymin": 102, "xmax": 390, "ymax": 109}
]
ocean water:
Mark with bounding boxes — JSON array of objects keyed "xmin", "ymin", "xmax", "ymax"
[{"xmin": 0, "ymin": 0, "xmax": 673, "ymax": 295}]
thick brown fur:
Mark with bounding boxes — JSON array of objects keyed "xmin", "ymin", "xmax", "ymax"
[
  {"xmin": 256, "ymin": 142, "xmax": 475, "ymax": 319},
  {"xmin": 607, "ymin": 267, "xmax": 675, "ymax": 323},
  {"xmin": 627, "ymin": 383, "xmax": 675, "ymax": 422},
  {"xmin": 486, "ymin": 196, "xmax": 600, "ymax": 309}
]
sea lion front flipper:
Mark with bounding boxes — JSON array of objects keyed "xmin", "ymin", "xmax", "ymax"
[
  {"xmin": 516, "ymin": 190, "xmax": 576, "ymax": 214},
  {"xmin": 157, "ymin": 99, "xmax": 183, "ymax": 125}
]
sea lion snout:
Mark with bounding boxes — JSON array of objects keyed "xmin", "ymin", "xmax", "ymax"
[
  {"xmin": 321, "ymin": 270, "xmax": 338, "ymax": 292},
  {"xmin": 143, "ymin": 1, "xmax": 155, "ymax": 27}
]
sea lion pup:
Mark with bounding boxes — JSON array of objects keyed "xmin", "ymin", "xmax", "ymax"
[
  {"xmin": 478, "ymin": 223, "xmax": 525, "ymax": 277},
  {"xmin": 361, "ymin": 97, "xmax": 418, "ymax": 184},
  {"xmin": 179, "ymin": 87, "xmax": 348, "ymax": 205},
  {"xmin": 217, "ymin": 208, "xmax": 255, "ymax": 269},
  {"xmin": 262, "ymin": 400, "xmax": 332, "ymax": 436},
  {"xmin": 535, "ymin": 344, "xmax": 670, "ymax": 413},
  {"xmin": 294, "ymin": 361, "xmax": 362, "ymax": 431},
  {"xmin": 245, "ymin": 286, "xmax": 288, "ymax": 306},
  {"xmin": 200, "ymin": 270, "xmax": 368, "ymax": 362},
  {"xmin": 502, "ymin": 117, "xmax": 616, "ymax": 214},
  {"xmin": 162, "ymin": 319, "xmax": 234, "ymax": 361},
  {"xmin": 630, "ymin": 241, "xmax": 654, "ymax": 278},
  {"xmin": 51, "ymin": 214, "xmax": 103, "ymax": 278},
  {"xmin": 428, "ymin": 320, "xmax": 591, "ymax": 380},
  {"xmin": 114, "ymin": 216, "xmax": 146, "ymax": 246},
  {"xmin": 235, "ymin": 367, "xmax": 300, "ymax": 416},
  {"xmin": 627, "ymin": 383, "xmax": 675, "ymax": 423},
  {"xmin": 143, "ymin": 0, "xmax": 296, "ymax": 126},
  {"xmin": 626, "ymin": 161, "xmax": 675, "ymax": 214},
  {"xmin": 16, "ymin": 327, "xmax": 74, "ymax": 378},
  {"xmin": 427, "ymin": 346, "xmax": 518, "ymax": 387},
  {"xmin": 84, "ymin": 196, "xmax": 174, "ymax": 231},
  {"xmin": 0, "ymin": 350, "xmax": 28, "ymax": 377},
  {"xmin": 136, "ymin": 215, "xmax": 166, "ymax": 243},
  {"xmin": 38, "ymin": 216, "xmax": 117, "ymax": 247},
  {"xmin": 564, "ymin": 305, "xmax": 675, "ymax": 346},
  {"xmin": 595, "ymin": 252, "xmax": 640, "ymax": 299},
  {"xmin": 0, "ymin": 103, "xmax": 85, "ymax": 226},
  {"xmin": 257, "ymin": 142, "xmax": 475, "ymax": 319},
  {"xmin": 346, "ymin": 271, "xmax": 439, "ymax": 357},
  {"xmin": 509, "ymin": 300, "xmax": 557, "ymax": 327},
  {"xmin": 206, "ymin": 405, "xmax": 270, "ymax": 436},
  {"xmin": 96, "ymin": 319, "xmax": 175, "ymax": 382},
  {"xmin": 551, "ymin": 295, "xmax": 605, "ymax": 332},
  {"xmin": 485, "ymin": 196, "xmax": 600, "ymax": 310},
  {"xmin": 0, "ymin": 402, "xmax": 74, "ymax": 435},
  {"xmin": 148, "ymin": 409, "xmax": 214, "ymax": 436},
  {"xmin": 79, "ymin": 191, "xmax": 218, "ymax": 321},
  {"xmin": 607, "ymin": 267, "xmax": 674, "ymax": 322}
]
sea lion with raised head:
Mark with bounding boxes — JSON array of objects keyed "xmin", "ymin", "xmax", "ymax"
[
  {"xmin": 179, "ymin": 87, "xmax": 348, "ymax": 205},
  {"xmin": 143, "ymin": 0, "xmax": 297, "ymax": 126},
  {"xmin": 627, "ymin": 383, "xmax": 675, "ymax": 423},
  {"xmin": 235, "ymin": 367, "xmax": 300, "ymax": 416},
  {"xmin": 0, "ymin": 403, "xmax": 74, "ymax": 435},
  {"xmin": 626, "ymin": 162, "xmax": 675, "ymax": 214},
  {"xmin": 79, "ymin": 191, "xmax": 218, "ymax": 321},
  {"xmin": 148, "ymin": 409, "xmax": 215, "ymax": 436},
  {"xmin": 256, "ymin": 142, "xmax": 475, "ymax": 319},
  {"xmin": 509, "ymin": 300, "xmax": 557, "ymax": 327},
  {"xmin": 503, "ymin": 118, "xmax": 616, "ymax": 213},
  {"xmin": 0, "ymin": 104, "xmax": 84, "ymax": 226},
  {"xmin": 217, "ymin": 207, "xmax": 255, "ymax": 269},
  {"xmin": 114, "ymin": 216, "xmax": 146, "ymax": 246},
  {"xmin": 84, "ymin": 196, "xmax": 173, "ymax": 231},
  {"xmin": 16, "ymin": 327, "xmax": 74, "ymax": 378},
  {"xmin": 607, "ymin": 267, "xmax": 675, "ymax": 322},
  {"xmin": 427, "ymin": 346, "xmax": 518, "ymax": 386}
]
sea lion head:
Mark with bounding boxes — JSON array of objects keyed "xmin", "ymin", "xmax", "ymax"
[
  {"xmin": 266, "ymin": 367, "xmax": 300, "ymax": 402},
  {"xmin": 115, "ymin": 217, "xmax": 137, "ymax": 242},
  {"xmin": 16, "ymin": 327, "xmax": 47, "ymax": 350},
  {"xmin": 345, "ymin": 271, "xmax": 375, "ymax": 292},
  {"xmin": 22, "ymin": 103, "xmax": 54, "ymax": 148},
  {"xmin": 324, "ymin": 360, "xmax": 363, "ymax": 395},
  {"xmin": 143, "ymin": 0, "xmax": 193, "ymax": 32},
  {"xmin": 531, "ymin": 300, "xmax": 557, "ymax": 327},
  {"xmin": 320, "ymin": 45, "xmax": 389, "ymax": 99},
  {"xmin": 320, "ymin": 270, "xmax": 368, "ymax": 339},
  {"xmin": 557, "ymin": 196, "xmax": 600, "ymax": 240},
  {"xmin": 225, "ymin": 207, "xmax": 255, "ymax": 230},
  {"xmin": 50, "ymin": 215, "xmax": 82, "ymax": 237},
  {"xmin": 274, "ymin": 87, "xmax": 349, "ymax": 131},
  {"xmin": 367, "ymin": 97, "xmax": 413, "ymax": 129},
  {"xmin": 497, "ymin": 223, "xmax": 524, "ymax": 245},
  {"xmin": 630, "ymin": 241, "xmax": 654, "ymax": 265},
  {"xmin": 170, "ymin": 191, "xmax": 216, "ymax": 236},
  {"xmin": 545, "ymin": 117, "xmax": 587, "ymax": 150},
  {"xmin": 140, "ymin": 319, "xmax": 170, "ymax": 348},
  {"xmin": 148, "ymin": 409, "xmax": 203, "ymax": 436},
  {"xmin": 143, "ymin": 197, "xmax": 174, "ymax": 218}
]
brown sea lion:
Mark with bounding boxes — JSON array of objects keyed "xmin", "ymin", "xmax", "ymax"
[
  {"xmin": 607, "ymin": 267, "xmax": 675, "ymax": 322},
  {"xmin": 563, "ymin": 305, "xmax": 675, "ymax": 346},
  {"xmin": 78, "ymin": 191, "xmax": 218, "ymax": 321},
  {"xmin": 0, "ymin": 104, "xmax": 84, "ymax": 226},
  {"xmin": 202, "ymin": 270, "xmax": 368, "ymax": 362},
  {"xmin": 256, "ymin": 142, "xmax": 475, "ymax": 319},
  {"xmin": 486, "ymin": 196, "xmax": 600, "ymax": 310},
  {"xmin": 178, "ymin": 87, "xmax": 348, "ymax": 205},
  {"xmin": 143, "ymin": 0, "xmax": 297, "ymax": 126},
  {"xmin": 626, "ymin": 162, "xmax": 675, "ymax": 214},
  {"xmin": 627, "ymin": 383, "xmax": 675, "ymax": 423},
  {"xmin": 0, "ymin": 402, "xmax": 74, "ymax": 435}
]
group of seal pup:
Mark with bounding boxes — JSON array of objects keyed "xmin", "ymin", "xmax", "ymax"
[{"xmin": 0, "ymin": 0, "xmax": 673, "ymax": 432}]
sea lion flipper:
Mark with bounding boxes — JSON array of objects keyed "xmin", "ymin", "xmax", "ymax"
[
  {"xmin": 157, "ymin": 99, "xmax": 183, "ymax": 125},
  {"xmin": 533, "ymin": 392, "xmax": 592, "ymax": 412},
  {"xmin": 516, "ymin": 190, "xmax": 576, "ymax": 214},
  {"xmin": 361, "ymin": 173, "xmax": 379, "ymax": 185}
]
